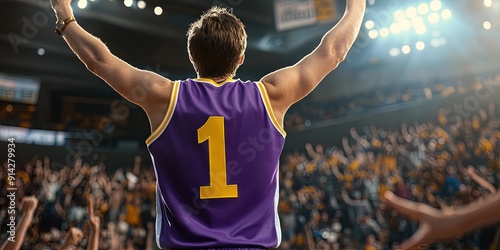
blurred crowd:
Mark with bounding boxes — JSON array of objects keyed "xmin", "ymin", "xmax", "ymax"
[
  {"xmin": 278, "ymin": 104, "xmax": 500, "ymax": 249},
  {"xmin": 0, "ymin": 155, "xmax": 157, "ymax": 250},
  {"xmin": 285, "ymin": 73, "xmax": 500, "ymax": 130},
  {"xmin": 1, "ymin": 76, "xmax": 500, "ymax": 250}
]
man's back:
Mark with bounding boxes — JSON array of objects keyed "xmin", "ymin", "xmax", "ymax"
[
  {"xmin": 49, "ymin": 1, "xmax": 366, "ymax": 247},
  {"xmin": 147, "ymin": 78, "xmax": 286, "ymax": 248}
]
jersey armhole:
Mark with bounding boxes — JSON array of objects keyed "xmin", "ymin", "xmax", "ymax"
[
  {"xmin": 145, "ymin": 81, "xmax": 181, "ymax": 145},
  {"xmin": 256, "ymin": 82, "xmax": 287, "ymax": 138}
]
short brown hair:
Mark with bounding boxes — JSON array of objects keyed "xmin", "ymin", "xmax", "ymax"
[{"xmin": 187, "ymin": 6, "xmax": 247, "ymax": 78}]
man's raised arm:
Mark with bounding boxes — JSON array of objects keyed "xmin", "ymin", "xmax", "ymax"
[
  {"xmin": 50, "ymin": 0, "xmax": 172, "ymax": 131},
  {"xmin": 261, "ymin": 0, "xmax": 366, "ymax": 120}
]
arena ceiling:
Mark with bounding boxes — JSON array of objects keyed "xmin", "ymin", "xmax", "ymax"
[{"xmin": 1, "ymin": 0, "xmax": 499, "ymax": 99}]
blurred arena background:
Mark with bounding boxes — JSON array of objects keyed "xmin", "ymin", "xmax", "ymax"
[{"xmin": 1, "ymin": 0, "xmax": 500, "ymax": 249}]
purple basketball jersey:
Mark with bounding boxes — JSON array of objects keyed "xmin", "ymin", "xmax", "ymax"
[{"xmin": 146, "ymin": 78, "xmax": 286, "ymax": 248}]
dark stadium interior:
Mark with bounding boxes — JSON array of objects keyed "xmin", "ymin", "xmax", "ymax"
[{"xmin": 2, "ymin": 0, "xmax": 500, "ymax": 249}]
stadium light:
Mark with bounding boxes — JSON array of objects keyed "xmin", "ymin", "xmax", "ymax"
[
  {"xmin": 154, "ymin": 6, "xmax": 163, "ymax": 15},
  {"xmin": 430, "ymin": 1, "xmax": 442, "ymax": 11},
  {"xmin": 428, "ymin": 13, "xmax": 440, "ymax": 24},
  {"xmin": 138, "ymin": 0, "xmax": 146, "ymax": 9},
  {"xmin": 416, "ymin": 41, "xmax": 426, "ymax": 51},
  {"xmin": 431, "ymin": 38, "xmax": 440, "ymax": 47},
  {"xmin": 406, "ymin": 7, "xmax": 418, "ymax": 18},
  {"xmin": 483, "ymin": 21, "xmax": 492, "ymax": 30},
  {"xmin": 389, "ymin": 47, "xmax": 400, "ymax": 57},
  {"xmin": 37, "ymin": 48, "xmax": 46, "ymax": 56},
  {"xmin": 441, "ymin": 9, "xmax": 452, "ymax": 20},
  {"xmin": 380, "ymin": 28, "xmax": 390, "ymax": 37},
  {"xmin": 401, "ymin": 20, "xmax": 412, "ymax": 31},
  {"xmin": 411, "ymin": 16, "xmax": 424, "ymax": 27},
  {"xmin": 124, "ymin": 0, "xmax": 133, "ymax": 7},
  {"xmin": 371, "ymin": 0, "xmax": 453, "ymax": 48},
  {"xmin": 415, "ymin": 25, "xmax": 427, "ymax": 35},
  {"xmin": 484, "ymin": 0, "xmax": 492, "ymax": 7},
  {"xmin": 394, "ymin": 10, "xmax": 406, "ymax": 22},
  {"xmin": 365, "ymin": 20, "xmax": 375, "ymax": 30},
  {"xmin": 386, "ymin": 0, "xmax": 451, "ymax": 38},
  {"xmin": 390, "ymin": 23, "xmax": 402, "ymax": 34},
  {"xmin": 402, "ymin": 45, "xmax": 411, "ymax": 54},
  {"xmin": 431, "ymin": 37, "xmax": 447, "ymax": 47},
  {"xmin": 418, "ymin": 3, "xmax": 430, "ymax": 14},
  {"xmin": 78, "ymin": 0, "xmax": 88, "ymax": 9},
  {"xmin": 368, "ymin": 30, "xmax": 379, "ymax": 39}
]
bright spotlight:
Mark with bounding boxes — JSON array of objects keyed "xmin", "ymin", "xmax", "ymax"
[
  {"xmin": 380, "ymin": 28, "xmax": 390, "ymax": 37},
  {"xmin": 441, "ymin": 9, "xmax": 452, "ymax": 20},
  {"xmin": 430, "ymin": 37, "xmax": 447, "ymax": 47},
  {"xmin": 124, "ymin": 0, "xmax": 133, "ymax": 7},
  {"xmin": 394, "ymin": 10, "xmax": 406, "ymax": 22},
  {"xmin": 78, "ymin": 0, "xmax": 87, "ymax": 9},
  {"xmin": 431, "ymin": 38, "xmax": 440, "ymax": 47},
  {"xmin": 415, "ymin": 25, "xmax": 427, "ymax": 35},
  {"xmin": 483, "ymin": 21, "xmax": 492, "ymax": 30},
  {"xmin": 418, "ymin": 3, "xmax": 430, "ymax": 14},
  {"xmin": 6, "ymin": 104, "xmax": 13, "ymax": 112},
  {"xmin": 428, "ymin": 13, "xmax": 440, "ymax": 24},
  {"xmin": 37, "ymin": 48, "xmax": 46, "ymax": 56},
  {"xmin": 430, "ymin": 1, "xmax": 442, "ymax": 11},
  {"xmin": 402, "ymin": 45, "xmax": 411, "ymax": 54},
  {"xmin": 416, "ymin": 41, "xmax": 426, "ymax": 51},
  {"xmin": 389, "ymin": 48, "xmax": 401, "ymax": 57},
  {"xmin": 484, "ymin": 0, "xmax": 492, "ymax": 7},
  {"xmin": 390, "ymin": 23, "xmax": 402, "ymax": 34},
  {"xmin": 137, "ymin": 0, "xmax": 146, "ymax": 9},
  {"xmin": 406, "ymin": 7, "xmax": 418, "ymax": 18},
  {"xmin": 401, "ymin": 20, "xmax": 412, "ymax": 31},
  {"xmin": 365, "ymin": 20, "xmax": 375, "ymax": 30},
  {"xmin": 154, "ymin": 6, "xmax": 163, "ymax": 15},
  {"xmin": 368, "ymin": 30, "xmax": 379, "ymax": 39},
  {"xmin": 411, "ymin": 16, "xmax": 424, "ymax": 27}
]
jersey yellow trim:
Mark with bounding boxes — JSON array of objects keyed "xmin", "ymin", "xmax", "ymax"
[
  {"xmin": 256, "ymin": 82, "xmax": 287, "ymax": 137},
  {"xmin": 145, "ymin": 81, "xmax": 181, "ymax": 145},
  {"xmin": 195, "ymin": 78, "xmax": 235, "ymax": 87}
]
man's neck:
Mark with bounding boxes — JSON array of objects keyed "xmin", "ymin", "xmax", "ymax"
[{"xmin": 199, "ymin": 76, "xmax": 231, "ymax": 83}]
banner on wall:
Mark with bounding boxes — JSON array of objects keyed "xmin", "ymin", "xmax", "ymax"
[
  {"xmin": 0, "ymin": 73, "xmax": 40, "ymax": 105},
  {"xmin": 0, "ymin": 126, "xmax": 67, "ymax": 146},
  {"xmin": 274, "ymin": 0, "xmax": 317, "ymax": 31}
]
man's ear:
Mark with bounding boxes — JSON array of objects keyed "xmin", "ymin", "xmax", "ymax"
[{"xmin": 239, "ymin": 55, "xmax": 245, "ymax": 65}]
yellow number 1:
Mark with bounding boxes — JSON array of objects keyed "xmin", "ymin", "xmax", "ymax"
[{"xmin": 198, "ymin": 116, "xmax": 238, "ymax": 199}]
